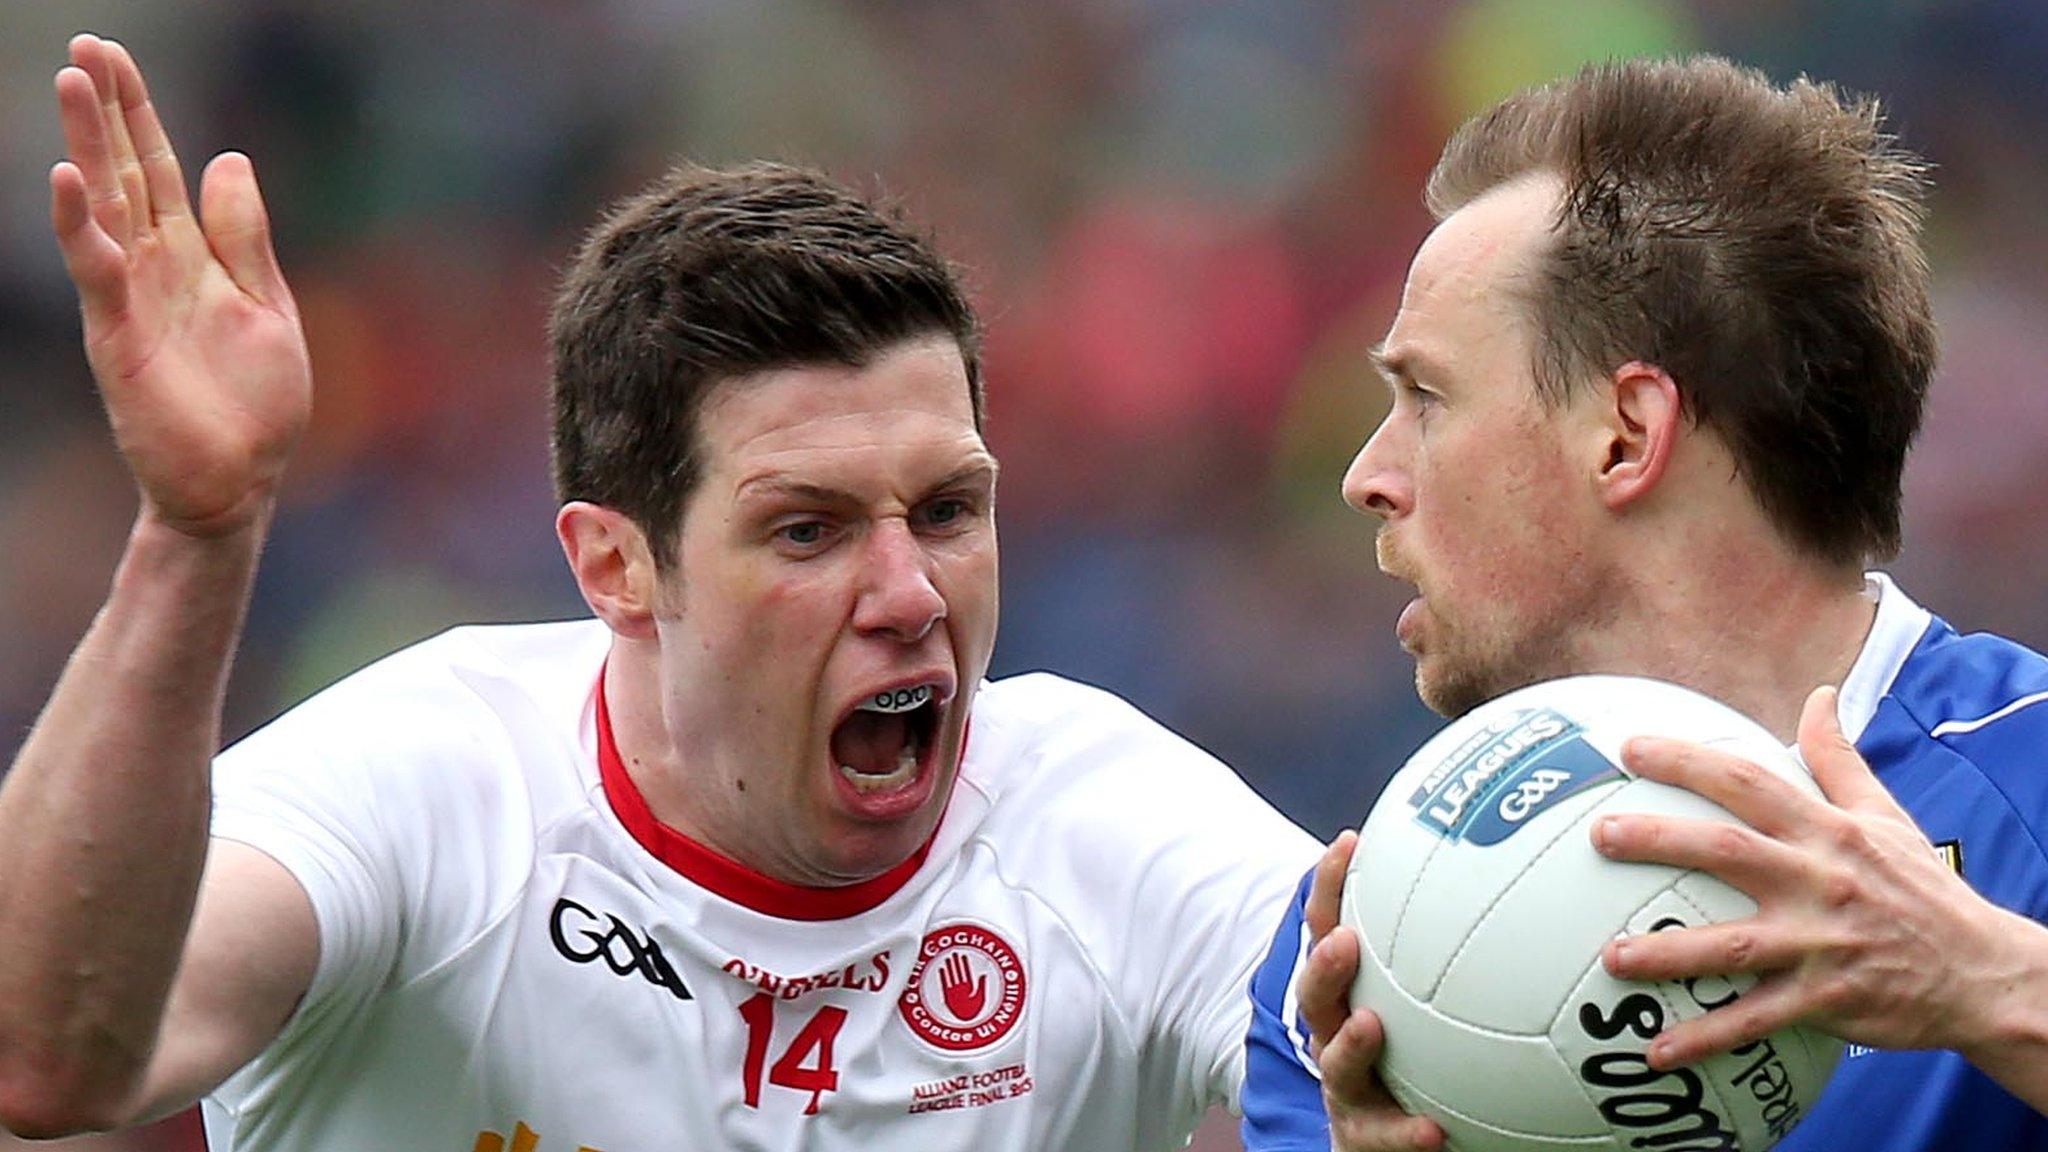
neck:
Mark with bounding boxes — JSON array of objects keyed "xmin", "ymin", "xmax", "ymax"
[
  {"xmin": 1583, "ymin": 530, "xmax": 1876, "ymax": 743},
  {"xmin": 601, "ymin": 637, "xmax": 694, "ymax": 828}
]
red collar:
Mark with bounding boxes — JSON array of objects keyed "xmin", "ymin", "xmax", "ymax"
[{"xmin": 594, "ymin": 673, "xmax": 938, "ymax": 921}]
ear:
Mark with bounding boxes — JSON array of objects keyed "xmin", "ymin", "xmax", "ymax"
[
  {"xmin": 1594, "ymin": 361, "xmax": 1683, "ymax": 511},
  {"xmin": 556, "ymin": 501, "xmax": 663, "ymax": 641}
]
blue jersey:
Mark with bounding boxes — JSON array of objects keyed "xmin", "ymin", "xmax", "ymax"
[{"xmin": 1242, "ymin": 576, "xmax": 2048, "ymax": 1150}]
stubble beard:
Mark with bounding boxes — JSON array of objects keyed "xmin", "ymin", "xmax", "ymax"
[
  {"xmin": 1417, "ymin": 650, "xmax": 1519, "ymax": 719},
  {"xmin": 1413, "ymin": 606, "xmax": 1592, "ymax": 720}
]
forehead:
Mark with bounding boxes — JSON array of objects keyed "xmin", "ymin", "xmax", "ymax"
[
  {"xmin": 1382, "ymin": 173, "xmax": 1561, "ymax": 367},
  {"xmin": 698, "ymin": 337, "xmax": 988, "ymax": 485}
]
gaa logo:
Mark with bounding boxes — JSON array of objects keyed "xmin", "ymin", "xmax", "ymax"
[{"xmin": 897, "ymin": 923, "xmax": 1026, "ymax": 1053}]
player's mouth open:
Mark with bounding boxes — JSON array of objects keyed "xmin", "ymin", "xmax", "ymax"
[{"xmin": 832, "ymin": 683, "xmax": 943, "ymax": 794}]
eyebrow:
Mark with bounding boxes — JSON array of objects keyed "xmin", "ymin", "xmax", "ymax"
[
  {"xmin": 1367, "ymin": 341, "xmax": 1444, "ymax": 391},
  {"xmin": 734, "ymin": 458, "xmax": 1000, "ymax": 506},
  {"xmin": 1368, "ymin": 340, "xmax": 1419, "ymax": 388},
  {"xmin": 937, "ymin": 459, "xmax": 1001, "ymax": 491},
  {"xmin": 735, "ymin": 477, "xmax": 852, "ymax": 506},
  {"xmin": 1367, "ymin": 340, "xmax": 1401, "ymax": 383}
]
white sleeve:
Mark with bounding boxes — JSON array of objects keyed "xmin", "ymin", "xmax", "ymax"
[
  {"xmin": 999, "ymin": 683, "xmax": 1321, "ymax": 1127},
  {"xmin": 209, "ymin": 702, "xmax": 411, "ymax": 1036},
  {"xmin": 1113, "ymin": 750, "xmax": 1319, "ymax": 1114},
  {"xmin": 207, "ymin": 660, "xmax": 541, "ymax": 1046}
]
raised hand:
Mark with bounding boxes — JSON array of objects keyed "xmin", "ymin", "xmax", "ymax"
[
  {"xmin": 0, "ymin": 39, "xmax": 329, "ymax": 1136},
  {"xmin": 51, "ymin": 34, "xmax": 310, "ymax": 539},
  {"xmin": 1302, "ymin": 832, "xmax": 1445, "ymax": 1152}
]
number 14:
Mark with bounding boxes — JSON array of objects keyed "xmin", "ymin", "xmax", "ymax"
[{"xmin": 738, "ymin": 994, "xmax": 849, "ymax": 1115}]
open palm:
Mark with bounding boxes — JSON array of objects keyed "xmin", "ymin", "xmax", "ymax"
[{"xmin": 51, "ymin": 35, "xmax": 310, "ymax": 538}]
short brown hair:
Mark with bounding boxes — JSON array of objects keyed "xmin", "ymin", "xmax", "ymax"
[
  {"xmin": 548, "ymin": 162, "xmax": 984, "ymax": 567},
  {"xmin": 1429, "ymin": 56, "xmax": 1936, "ymax": 566}
]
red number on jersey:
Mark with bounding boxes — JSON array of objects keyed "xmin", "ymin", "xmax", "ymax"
[
  {"xmin": 738, "ymin": 993, "xmax": 850, "ymax": 1115},
  {"xmin": 771, "ymin": 1004, "xmax": 848, "ymax": 1115}
]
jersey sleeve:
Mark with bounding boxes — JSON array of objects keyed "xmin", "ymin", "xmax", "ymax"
[
  {"xmin": 1240, "ymin": 868, "xmax": 1333, "ymax": 1151},
  {"xmin": 209, "ymin": 706, "xmax": 410, "ymax": 1039},
  {"xmin": 206, "ymin": 638, "xmax": 550, "ymax": 1068},
  {"xmin": 1128, "ymin": 766, "xmax": 1317, "ymax": 1119},
  {"xmin": 1933, "ymin": 702, "xmax": 2048, "ymax": 919}
]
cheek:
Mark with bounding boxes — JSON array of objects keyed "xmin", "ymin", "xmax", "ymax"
[
  {"xmin": 939, "ymin": 540, "xmax": 1001, "ymax": 642},
  {"xmin": 1424, "ymin": 440, "xmax": 1582, "ymax": 606},
  {"xmin": 1491, "ymin": 494, "xmax": 1591, "ymax": 624},
  {"xmin": 737, "ymin": 572, "xmax": 855, "ymax": 664},
  {"xmin": 950, "ymin": 539, "xmax": 999, "ymax": 603},
  {"xmin": 679, "ymin": 570, "xmax": 843, "ymax": 698}
]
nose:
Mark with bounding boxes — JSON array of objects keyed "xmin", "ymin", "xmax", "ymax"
[
  {"xmin": 853, "ymin": 519, "xmax": 946, "ymax": 641},
  {"xmin": 1341, "ymin": 417, "xmax": 1411, "ymax": 521}
]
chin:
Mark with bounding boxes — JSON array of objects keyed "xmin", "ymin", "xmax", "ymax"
[
  {"xmin": 824, "ymin": 819, "xmax": 939, "ymax": 883},
  {"xmin": 1416, "ymin": 677, "xmax": 1472, "ymax": 720},
  {"xmin": 1416, "ymin": 657, "xmax": 1506, "ymax": 721}
]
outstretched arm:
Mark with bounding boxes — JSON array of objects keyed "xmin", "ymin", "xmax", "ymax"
[
  {"xmin": 0, "ymin": 35, "xmax": 317, "ymax": 1137},
  {"xmin": 1595, "ymin": 686, "xmax": 2048, "ymax": 1113}
]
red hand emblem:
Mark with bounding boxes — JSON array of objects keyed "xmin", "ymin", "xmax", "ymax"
[{"xmin": 939, "ymin": 952, "xmax": 987, "ymax": 1021}]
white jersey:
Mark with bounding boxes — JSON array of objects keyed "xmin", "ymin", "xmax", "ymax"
[{"xmin": 203, "ymin": 621, "xmax": 1318, "ymax": 1152}]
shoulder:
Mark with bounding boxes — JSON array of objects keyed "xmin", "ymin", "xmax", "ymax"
[
  {"xmin": 963, "ymin": 671, "xmax": 1266, "ymax": 808},
  {"xmin": 1879, "ymin": 618, "xmax": 2048, "ymax": 773},
  {"xmin": 967, "ymin": 669, "xmax": 1154, "ymax": 726},
  {"xmin": 225, "ymin": 619, "xmax": 606, "ymax": 758},
  {"xmin": 214, "ymin": 619, "xmax": 610, "ymax": 831},
  {"xmin": 207, "ymin": 621, "xmax": 614, "ymax": 989},
  {"xmin": 951, "ymin": 673, "xmax": 1316, "ymax": 1065},
  {"xmin": 1867, "ymin": 618, "xmax": 2048, "ymax": 886},
  {"xmin": 957, "ymin": 669, "xmax": 1316, "ymax": 885},
  {"xmin": 273, "ymin": 618, "xmax": 606, "ymax": 724}
]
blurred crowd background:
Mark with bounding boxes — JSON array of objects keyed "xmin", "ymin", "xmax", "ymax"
[{"xmin": 3, "ymin": 1, "xmax": 2045, "ymax": 1149}]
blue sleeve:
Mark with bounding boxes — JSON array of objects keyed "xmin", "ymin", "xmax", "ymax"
[{"xmin": 1240, "ymin": 867, "xmax": 1331, "ymax": 1151}]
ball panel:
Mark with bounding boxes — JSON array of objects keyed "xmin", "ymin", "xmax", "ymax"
[
  {"xmin": 1427, "ymin": 768, "xmax": 1774, "ymax": 1034},
  {"xmin": 1379, "ymin": 1064, "xmax": 1619, "ymax": 1151},
  {"xmin": 1362, "ymin": 932, "xmax": 1608, "ymax": 1138},
  {"xmin": 1351, "ymin": 780, "xmax": 1458, "ymax": 993},
  {"xmin": 1382, "ymin": 807, "xmax": 1587, "ymax": 1003},
  {"xmin": 1430, "ymin": 807, "xmax": 1679, "ymax": 1034}
]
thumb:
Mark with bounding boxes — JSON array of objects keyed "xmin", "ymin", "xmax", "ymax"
[
  {"xmin": 198, "ymin": 151, "xmax": 289, "ymax": 309},
  {"xmin": 1796, "ymin": 685, "xmax": 1896, "ymax": 813},
  {"xmin": 1305, "ymin": 830, "xmax": 1356, "ymax": 941}
]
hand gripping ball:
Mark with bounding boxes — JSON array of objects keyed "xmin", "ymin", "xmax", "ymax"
[{"xmin": 1342, "ymin": 675, "xmax": 1843, "ymax": 1151}]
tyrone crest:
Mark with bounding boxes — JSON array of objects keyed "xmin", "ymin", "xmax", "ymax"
[{"xmin": 897, "ymin": 923, "xmax": 1026, "ymax": 1053}]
